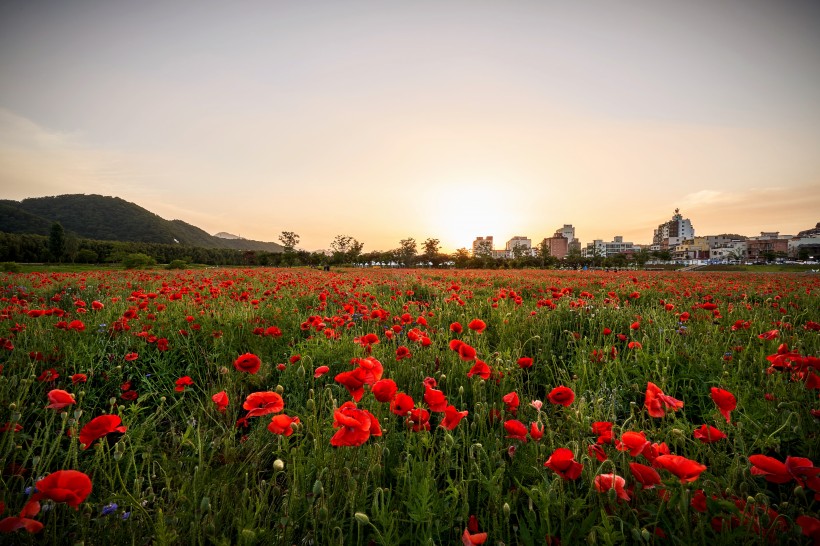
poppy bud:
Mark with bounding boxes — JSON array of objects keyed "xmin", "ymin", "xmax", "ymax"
[
  {"xmin": 275, "ymin": 385, "xmax": 284, "ymax": 394},
  {"xmin": 459, "ymin": 386, "xmax": 464, "ymax": 396},
  {"xmin": 297, "ymin": 366, "xmax": 305, "ymax": 379},
  {"xmin": 74, "ymin": 409, "xmax": 83, "ymax": 419},
  {"xmin": 354, "ymin": 512, "xmax": 370, "ymax": 525},
  {"xmin": 200, "ymin": 496, "xmax": 211, "ymax": 512},
  {"xmin": 306, "ymin": 399, "xmax": 315, "ymax": 412},
  {"xmin": 382, "ymin": 447, "xmax": 390, "ymax": 458},
  {"xmin": 9, "ymin": 403, "xmax": 16, "ymax": 411},
  {"xmin": 503, "ymin": 502, "xmax": 510, "ymax": 518},
  {"xmin": 240, "ymin": 529, "xmax": 256, "ymax": 542},
  {"xmin": 794, "ymin": 485, "xmax": 805, "ymax": 499},
  {"xmin": 318, "ymin": 507, "xmax": 329, "ymax": 521},
  {"xmin": 219, "ymin": 367, "xmax": 229, "ymax": 375},
  {"xmin": 313, "ymin": 480, "xmax": 324, "ymax": 497},
  {"xmin": 444, "ymin": 433, "xmax": 454, "ymax": 447},
  {"xmin": 113, "ymin": 451, "xmax": 123, "ymax": 460},
  {"xmin": 273, "ymin": 459, "xmax": 285, "ymax": 472},
  {"xmin": 640, "ymin": 529, "xmax": 652, "ymax": 542},
  {"xmin": 109, "ymin": 397, "xmax": 117, "ymax": 406},
  {"xmin": 61, "ymin": 412, "xmax": 69, "ymax": 421}
]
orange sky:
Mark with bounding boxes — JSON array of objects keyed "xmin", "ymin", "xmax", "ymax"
[{"xmin": 2, "ymin": 1, "xmax": 819, "ymax": 252}]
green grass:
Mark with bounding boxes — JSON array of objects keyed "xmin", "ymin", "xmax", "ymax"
[{"xmin": 0, "ymin": 268, "xmax": 818, "ymax": 544}]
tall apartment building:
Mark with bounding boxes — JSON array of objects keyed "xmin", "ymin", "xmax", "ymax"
[
  {"xmin": 652, "ymin": 209, "xmax": 695, "ymax": 251},
  {"xmin": 541, "ymin": 232, "xmax": 569, "ymax": 259},
  {"xmin": 472, "ymin": 236, "xmax": 494, "ymax": 257},
  {"xmin": 504, "ymin": 235, "xmax": 532, "ymax": 258},
  {"xmin": 558, "ymin": 224, "xmax": 581, "ymax": 254}
]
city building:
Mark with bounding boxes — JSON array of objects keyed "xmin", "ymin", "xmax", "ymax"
[
  {"xmin": 789, "ymin": 223, "xmax": 820, "ymax": 259},
  {"xmin": 652, "ymin": 209, "xmax": 695, "ymax": 251},
  {"xmin": 745, "ymin": 232, "xmax": 791, "ymax": 261},
  {"xmin": 673, "ymin": 237, "xmax": 710, "ymax": 262},
  {"xmin": 583, "ymin": 236, "xmax": 637, "ymax": 258},
  {"xmin": 505, "ymin": 236, "xmax": 533, "ymax": 257},
  {"xmin": 472, "ymin": 236, "xmax": 494, "ymax": 257},
  {"xmin": 541, "ymin": 232, "xmax": 568, "ymax": 259}
]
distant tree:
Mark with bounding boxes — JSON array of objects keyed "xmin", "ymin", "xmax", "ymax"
[
  {"xmin": 75, "ymin": 249, "xmax": 99, "ymax": 264},
  {"xmin": 728, "ymin": 248, "xmax": 745, "ymax": 264},
  {"xmin": 49, "ymin": 222, "xmax": 66, "ymax": 262},
  {"xmin": 397, "ymin": 238, "xmax": 417, "ymax": 267},
  {"xmin": 122, "ymin": 253, "xmax": 156, "ymax": 269},
  {"xmin": 329, "ymin": 235, "xmax": 363, "ymax": 265},
  {"xmin": 453, "ymin": 248, "xmax": 471, "ymax": 268},
  {"xmin": 278, "ymin": 231, "xmax": 300, "ymax": 253},
  {"xmin": 474, "ymin": 240, "xmax": 492, "ymax": 258},
  {"xmin": 421, "ymin": 238, "xmax": 443, "ymax": 266},
  {"xmin": 634, "ymin": 248, "xmax": 650, "ymax": 268}
]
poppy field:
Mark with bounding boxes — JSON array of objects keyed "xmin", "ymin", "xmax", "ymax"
[{"xmin": 1, "ymin": 267, "xmax": 818, "ymax": 545}]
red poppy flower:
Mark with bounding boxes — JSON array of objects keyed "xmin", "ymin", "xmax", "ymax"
[
  {"xmin": 79, "ymin": 415, "xmax": 127, "ymax": 450},
  {"xmin": 758, "ymin": 329, "xmax": 779, "ymax": 340},
  {"xmin": 289, "ymin": 354, "xmax": 301, "ymax": 364},
  {"xmin": 629, "ymin": 462, "xmax": 661, "ymax": 489},
  {"xmin": 530, "ymin": 422, "xmax": 544, "ymax": 441},
  {"xmin": 544, "ymin": 448, "xmax": 583, "ymax": 480},
  {"xmin": 796, "ymin": 515, "xmax": 820, "ymax": 542},
  {"xmin": 504, "ymin": 419, "xmax": 528, "ymax": 442},
  {"xmin": 588, "ymin": 444, "xmax": 607, "ymax": 462},
  {"xmin": 594, "ymin": 473, "xmax": 630, "ymax": 501},
  {"xmin": 32, "ymin": 470, "xmax": 92, "ymax": 509},
  {"xmin": 693, "ymin": 424, "xmax": 727, "ymax": 444},
  {"xmin": 120, "ymin": 390, "xmax": 138, "ymax": 401},
  {"xmin": 467, "ymin": 360, "xmax": 491, "ymax": 379},
  {"xmin": 36, "ymin": 368, "xmax": 59, "ymax": 382},
  {"xmin": 440, "ymin": 405, "xmax": 468, "ymax": 430},
  {"xmin": 234, "ymin": 353, "xmax": 261, "ymax": 374},
  {"xmin": 390, "ymin": 393, "xmax": 415, "ymax": 416},
  {"xmin": 592, "ymin": 421, "xmax": 614, "ymax": 444},
  {"xmin": 517, "ymin": 357, "xmax": 533, "ymax": 369},
  {"xmin": 616, "ymin": 431, "xmax": 649, "ymax": 457},
  {"xmin": 395, "ymin": 346, "xmax": 412, "ymax": 361},
  {"xmin": 710, "ymin": 387, "xmax": 736, "ymax": 423},
  {"xmin": 124, "ymin": 352, "xmax": 138, "ymax": 361},
  {"xmin": 372, "ymin": 379, "xmax": 398, "ymax": 403},
  {"xmin": 70, "ymin": 373, "xmax": 87, "ymax": 384},
  {"xmin": 461, "ymin": 528, "xmax": 488, "ymax": 545},
  {"xmin": 654, "ymin": 455, "xmax": 707, "ymax": 483},
  {"xmin": 335, "ymin": 368, "xmax": 367, "ymax": 402},
  {"xmin": 313, "ymin": 365, "xmax": 330, "ymax": 378},
  {"xmin": 423, "ymin": 386, "xmax": 448, "ymax": 412},
  {"xmin": 407, "ymin": 408, "xmax": 431, "ymax": 432},
  {"xmin": 644, "ymin": 382, "xmax": 683, "ymax": 418},
  {"xmin": 212, "ymin": 391, "xmax": 229, "ymax": 413},
  {"xmin": 450, "ymin": 322, "xmax": 463, "ymax": 334},
  {"xmin": 174, "ymin": 376, "xmax": 194, "ymax": 392},
  {"xmin": 502, "ymin": 391, "xmax": 520, "ymax": 414},
  {"xmin": 331, "ymin": 401, "xmax": 381, "ymax": 446},
  {"xmin": 46, "ymin": 389, "xmax": 76, "ymax": 410},
  {"xmin": 627, "ymin": 341, "xmax": 642, "ymax": 350},
  {"xmin": 468, "ymin": 319, "xmax": 486, "ymax": 333},
  {"xmin": 748, "ymin": 454, "xmax": 792, "ymax": 484},
  {"xmin": 243, "ymin": 391, "xmax": 284, "ymax": 418},
  {"xmin": 0, "ymin": 515, "xmax": 43, "ymax": 533},
  {"xmin": 457, "ymin": 343, "xmax": 477, "ymax": 361},
  {"xmin": 547, "ymin": 386, "xmax": 575, "ymax": 407},
  {"xmin": 267, "ymin": 414, "xmax": 300, "ymax": 436}
]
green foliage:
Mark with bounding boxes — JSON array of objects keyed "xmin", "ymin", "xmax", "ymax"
[
  {"xmin": 0, "ymin": 261, "xmax": 22, "ymax": 272},
  {"xmin": 122, "ymin": 252, "xmax": 157, "ymax": 269},
  {"xmin": 0, "ymin": 269, "xmax": 817, "ymax": 544},
  {"xmin": 166, "ymin": 259, "xmax": 189, "ymax": 270}
]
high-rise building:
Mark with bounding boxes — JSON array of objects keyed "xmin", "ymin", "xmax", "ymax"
[
  {"xmin": 505, "ymin": 236, "xmax": 532, "ymax": 257},
  {"xmin": 652, "ymin": 209, "xmax": 694, "ymax": 250},
  {"xmin": 472, "ymin": 236, "xmax": 494, "ymax": 257}
]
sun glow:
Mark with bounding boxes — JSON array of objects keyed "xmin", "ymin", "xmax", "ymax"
[{"xmin": 427, "ymin": 181, "xmax": 521, "ymax": 253}]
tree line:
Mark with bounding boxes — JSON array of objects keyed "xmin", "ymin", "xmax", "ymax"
[{"xmin": 1, "ymin": 225, "xmax": 671, "ymax": 270}]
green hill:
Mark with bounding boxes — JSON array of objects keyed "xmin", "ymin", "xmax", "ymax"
[{"xmin": 0, "ymin": 194, "xmax": 283, "ymax": 252}]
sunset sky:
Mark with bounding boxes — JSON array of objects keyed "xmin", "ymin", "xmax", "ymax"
[{"xmin": 2, "ymin": 1, "xmax": 819, "ymax": 253}]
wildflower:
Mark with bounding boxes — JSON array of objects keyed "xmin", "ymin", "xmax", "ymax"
[
  {"xmin": 439, "ymin": 405, "xmax": 468, "ymax": 430},
  {"xmin": 529, "ymin": 422, "xmax": 544, "ymax": 441},
  {"xmin": 655, "ymin": 455, "xmax": 707, "ymax": 483},
  {"xmin": 31, "ymin": 470, "xmax": 92, "ymax": 509},
  {"xmin": 267, "ymin": 414, "xmax": 300, "ymax": 436},
  {"xmin": 242, "ymin": 391, "xmax": 284, "ymax": 418},
  {"xmin": 101, "ymin": 502, "xmax": 118, "ymax": 516},
  {"xmin": 407, "ymin": 408, "xmax": 431, "ymax": 432},
  {"xmin": 544, "ymin": 448, "xmax": 583, "ymax": 480},
  {"xmin": 710, "ymin": 387, "xmax": 736, "ymax": 423},
  {"xmin": 46, "ymin": 389, "xmax": 76, "ymax": 410},
  {"xmin": 331, "ymin": 402, "xmax": 381, "ymax": 446},
  {"xmin": 504, "ymin": 419, "xmax": 528, "ymax": 442},
  {"xmin": 629, "ymin": 463, "xmax": 661, "ymax": 489},
  {"xmin": 594, "ymin": 473, "xmax": 630, "ymax": 501},
  {"xmin": 644, "ymin": 382, "xmax": 683, "ymax": 418},
  {"xmin": 313, "ymin": 365, "xmax": 330, "ymax": 378},
  {"xmin": 467, "ymin": 360, "xmax": 491, "ymax": 379},
  {"xmin": 517, "ymin": 357, "xmax": 533, "ymax": 369},
  {"xmin": 390, "ymin": 393, "xmax": 414, "ymax": 416},
  {"xmin": 234, "ymin": 353, "xmax": 261, "ymax": 374},
  {"xmin": 79, "ymin": 415, "xmax": 127, "ymax": 450},
  {"xmin": 174, "ymin": 376, "xmax": 194, "ymax": 392},
  {"xmin": 372, "ymin": 379, "xmax": 398, "ymax": 403},
  {"xmin": 547, "ymin": 386, "xmax": 575, "ymax": 407},
  {"xmin": 71, "ymin": 374, "xmax": 87, "ymax": 384},
  {"xmin": 211, "ymin": 391, "xmax": 229, "ymax": 413},
  {"xmin": 693, "ymin": 424, "xmax": 727, "ymax": 444},
  {"xmin": 468, "ymin": 319, "xmax": 486, "ymax": 333}
]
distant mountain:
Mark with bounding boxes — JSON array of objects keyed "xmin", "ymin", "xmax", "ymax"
[
  {"xmin": 0, "ymin": 195, "xmax": 283, "ymax": 252},
  {"xmin": 214, "ymin": 231, "xmax": 241, "ymax": 239}
]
